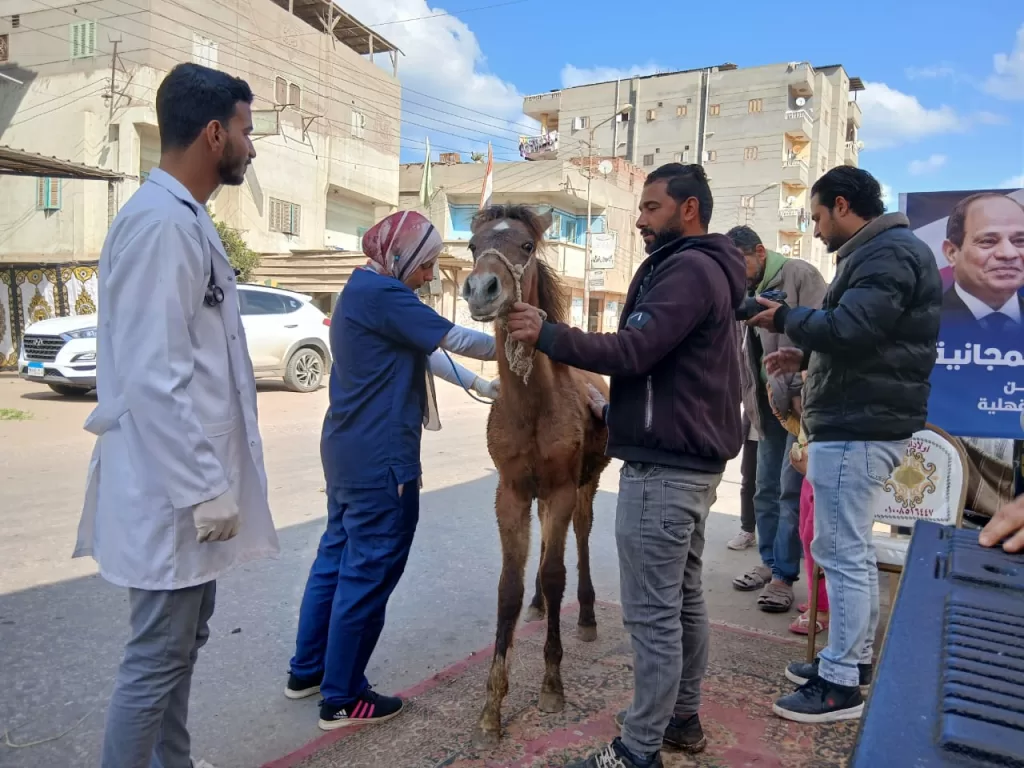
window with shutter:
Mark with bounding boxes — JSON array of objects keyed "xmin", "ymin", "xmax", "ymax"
[
  {"xmin": 676, "ymin": 105, "xmax": 686, "ymax": 118},
  {"xmin": 275, "ymin": 77, "xmax": 287, "ymax": 105},
  {"xmin": 269, "ymin": 198, "xmax": 301, "ymax": 235},
  {"xmin": 191, "ymin": 34, "xmax": 218, "ymax": 68},
  {"xmin": 748, "ymin": 98, "xmax": 763, "ymax": 113},
  {"xmin": 36, "ymin": 178, "xmax": 61, "ymax": 211},
  {"xmin": 351, "ymin": 110, "xmax": 366, "ymax": 138},
  {"xmin": 646, "ymin": 109, "xmax": 657, "ymax": 121},
  {"xmin": 288, "ymin": 82, "xmax": 301, "ymax": 109},
  {"xmin": 642, "ymin": 154, "xmax": 655, "ymax": 166},
  {"xmin": 0, "ymin": 34, "xmax": 9, "ymax": 63},
  {"xmin": 70, "ymin": 21, "xmax": 97, "ymax": 59},
  {"xmin": 744, "ymin": 146, "xmax": 758, "ymax": 160},
  {"xmin": 708, "ymin": 104, "xmax": 721, "ymax": 117}
]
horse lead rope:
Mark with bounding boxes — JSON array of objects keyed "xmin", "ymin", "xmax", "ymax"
[{"xmin": 477, "ymin": 248, "xmax": 547, "ymax": 385}]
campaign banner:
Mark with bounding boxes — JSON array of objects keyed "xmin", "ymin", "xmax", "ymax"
[{"xmin": 901, "ymin": 188, "xmax": 1024, "ymax": 439}]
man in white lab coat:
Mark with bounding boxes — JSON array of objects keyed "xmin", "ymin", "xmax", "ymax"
[{"xmin": 74, "ymin": 63, "xmax": 280, "ymax": 768}]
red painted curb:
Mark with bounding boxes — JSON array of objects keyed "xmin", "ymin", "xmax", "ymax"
[
  {"xmin": 261, "ymin": 600, "xmax": 802, "ymax": 767},
  {"xmin": 259, "ymin": 603, "xmax": 576, "ymax": 768}
]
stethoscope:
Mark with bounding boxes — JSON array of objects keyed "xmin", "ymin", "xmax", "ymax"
[{"xmin": 204, "ymin": 263, "xmax": 242, "ymax": 307}]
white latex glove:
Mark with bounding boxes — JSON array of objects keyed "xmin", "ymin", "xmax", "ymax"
[
  {"xmin": 471, "ymin": 376, "xmax": 500, "ymax": 400},
  {"xmin": 192, "ymin": 491, "xmax": 240, "ymax": 543}
]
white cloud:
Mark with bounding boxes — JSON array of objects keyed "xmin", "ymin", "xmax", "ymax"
[
  {"xmin": 560, "ymin": 63, "xmax": 662, "ymax": 89},
  {"xmin": 1000, "ymin": 174, "xmax": 1024, "ymax": 189},
  {"xmin": 907, "ymin": 154, "xmax": 948, "ymax": 175},
  {"xmin": 905, "ymin": 65, "xmax": 959, "ymax": 80},
  {"xmin": 857, "ymin": 82, "xmax": 965, "ymax": 150},
  {"xmin": 342, "ymin": 0, "xmax": 535, "ymax": 160},
  {"xmin": 984, "ymin": 24, "xmax": 1024, "ymax": 100}
]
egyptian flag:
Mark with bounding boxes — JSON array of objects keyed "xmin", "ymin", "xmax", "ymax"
[{"xmin": 479, "ymin": 142, "xmax": 493, "ymax": 209}]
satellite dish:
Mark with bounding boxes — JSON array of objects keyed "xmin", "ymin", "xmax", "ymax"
[
  {"xmin": 781, "ymin": 245, "xmax": 792, "ymax": 255},
  {"xmin": 786, "ymin": 195, "xmax": 796, "ymax": 206},
  {"xmin": 795, "ymin": 97, "xmax": 807, "ymax": 107},
  {"xmin": 597, "ymin": 160, "xmax": 614, "ymax": 176},
  {"xmin": 856, "ymin": 140, "xmax": 865, "ymax": 150}
]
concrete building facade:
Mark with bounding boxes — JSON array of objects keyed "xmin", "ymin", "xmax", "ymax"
[
  {"xmin": 397, "ymin": 155, "xmax": 649, "ymax": 334},
  {"xmin": 0, "ymin": 0, "xmax": 402, "ymax": 264},
  {"xmin": 523, "ymin": 61, "xmax": 864, "ymax": 279}
]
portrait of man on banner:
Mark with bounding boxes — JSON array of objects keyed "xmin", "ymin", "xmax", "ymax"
[{"xmin": 903, "ymin": 187, "xmax": 1024, "ymax": 440}]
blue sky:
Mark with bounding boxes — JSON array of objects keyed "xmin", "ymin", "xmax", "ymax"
[{"xmin": 349, "ymin": 0, "xmax": 1024, "ymax": 205}]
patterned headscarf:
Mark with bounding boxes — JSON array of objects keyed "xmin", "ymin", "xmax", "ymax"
[{"xmin": 361, "ymin": 210, "xmax": 442, "ymax": 284}]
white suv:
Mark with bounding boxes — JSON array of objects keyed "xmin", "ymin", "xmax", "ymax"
[{"xmin": 18, "ymin": 284, "xmax": 332, "ymax": 396}]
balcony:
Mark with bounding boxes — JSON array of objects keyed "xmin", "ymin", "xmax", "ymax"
[
  {"xmin": 779, "ymin": 206, "xmax": 809, "ymax": 234},
  {"xmin": 784, "ymin": 109, "xmax": 814, "ymax": 141},
  {"xmin": 781, "ymin": 157, "xmax": 809, "ymax": 187},
  {"xmin": 523, "ymin": 91, "xmax": 562, "ymax": 122},
  {"xmin": 520, "ymin": 131, "xmax": 559, "ymax": 161},
  {"xmin": 848, "ymin": 100, "xmax": 862, "ymax": 128},
  {"xmin": 845, "ymin": 140, "xmax": 860, "ymax": 166}
]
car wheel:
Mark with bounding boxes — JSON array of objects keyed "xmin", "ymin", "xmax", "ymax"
[
  {"xmin": 284, "ymin": 347, "xmax": 325, "ymax": 392},
  {"xmin": 47, "ymin": 383, "xmax": 91, "ymax": 397}
]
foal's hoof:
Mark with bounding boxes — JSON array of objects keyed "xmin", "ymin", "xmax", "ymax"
[
  {"xmin": 523, "ymin": 605, "xmax": 545, "ymax": 623},
  {"xmin": 576, "ymin": 623, "xmax": 598, "ymax": 643},
  {"xmin": 538, "ymin": 690, "xmax": 565, "ymax": 713},
  {"xmin": 471, "ymin": 726, "xmax": 501, "ymax": 751}
]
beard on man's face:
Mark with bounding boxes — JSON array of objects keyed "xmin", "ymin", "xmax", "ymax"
[
  {"xmin": 643, "ymin": 209, "xmax": 685, "ymax": 254},
  {"xmin": 217, "ymin": 140, "xmax": 249, "ymax": 186}
]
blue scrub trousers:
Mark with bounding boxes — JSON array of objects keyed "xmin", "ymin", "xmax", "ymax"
[{"xmin": 290, "ymin": 476, "xmax": 420, "ymax": 706}]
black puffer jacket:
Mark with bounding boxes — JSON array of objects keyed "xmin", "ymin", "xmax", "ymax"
[{"xmin": 775, "ymin": 213, "xmax": 942, "ymax": 442}]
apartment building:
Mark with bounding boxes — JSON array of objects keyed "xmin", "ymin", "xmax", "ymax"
[
  {"xmin": 396, "ymin": 155, "xmax": 648, "ymax": 334},
  {"xmin": 0, "ymin": 0, "xmax": 402, "ymax": 263},
  {"xmin": 523, "ymin": 61, "xmax": 864, "ymax": 279}
]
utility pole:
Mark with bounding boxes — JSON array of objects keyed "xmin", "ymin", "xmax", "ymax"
[
  {"xmin": 583, "ymin": 104, "xmax": 632, "ymax": 331},
  {"xmin": 108, "ymin": 39, "xmax": 119, "ymax": 121}
]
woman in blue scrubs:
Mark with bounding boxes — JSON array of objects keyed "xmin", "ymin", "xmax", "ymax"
[{"xmin": 286, "ymin": 211, "xmax": 496, "ymax": 730}]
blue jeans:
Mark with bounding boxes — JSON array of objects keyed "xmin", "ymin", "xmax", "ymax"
[
  {"xmin": 753, "ymin": 415, "xmax": 802, "ymax": 584},
  {"xmin": 616, "ymin": 463, "xmax": 722, "ymax": 758},
  {"xmin": 807, "ymin": 440, "xmax": 906, "ymax": 688},
  {"xmin": 290, "ymin": 477, "xmax": 420, "ymax": 706}
]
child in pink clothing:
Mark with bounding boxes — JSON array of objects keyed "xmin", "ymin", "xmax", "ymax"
[{"xmin": 789, "ymin": 433, "xmax": 829, "ymax": 635}]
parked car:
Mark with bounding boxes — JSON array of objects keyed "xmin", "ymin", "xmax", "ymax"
[{"xmin": 17, "ymin": 284, "xmax": 332, "ymax": 396}]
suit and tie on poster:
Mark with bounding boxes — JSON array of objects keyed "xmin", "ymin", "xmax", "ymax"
[{"xmin": 902, "ymin": 188, "xmax": 1024, "ymax": 439}]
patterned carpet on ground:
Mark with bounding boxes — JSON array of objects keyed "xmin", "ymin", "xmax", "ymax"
[{"xmin": 274, "ymin": 602, "xmax": 857, "ymax": 768}]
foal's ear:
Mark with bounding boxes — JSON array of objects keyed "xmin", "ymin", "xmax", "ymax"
[{"xmin": 536, "ymin": 210, "xmax": 553, "ymax": 235}]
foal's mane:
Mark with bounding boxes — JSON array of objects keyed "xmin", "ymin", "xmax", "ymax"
[{"xmin": 472, "ymin": 204, "xmax": 567, "ymax": 326}]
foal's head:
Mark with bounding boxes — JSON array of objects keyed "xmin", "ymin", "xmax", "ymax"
[{"xmin": 462, "ymin": 205, "xmax": 565, "ymax": 324}]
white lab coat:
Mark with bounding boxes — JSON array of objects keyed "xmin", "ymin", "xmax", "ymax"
[{"xmin": 74, "ymin": 169, "xmax": 280, "ymax": 591}]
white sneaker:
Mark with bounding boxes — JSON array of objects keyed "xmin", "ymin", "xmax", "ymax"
[{"xmin": 727, "ymin": 531, "xmax": 756, "ymax": 551}]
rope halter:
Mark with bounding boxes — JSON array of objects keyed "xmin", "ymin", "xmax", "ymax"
[{"xmin": 476, "ymin": 247, "xmax": 546, "ymax": 385}]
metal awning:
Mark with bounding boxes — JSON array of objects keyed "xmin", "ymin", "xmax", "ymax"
[
  {"xmin": 269, "ymin": 0, "xmax": 401, "ymax": 56},
  {"xmin": 0, "ymin": 145, "xmax": 124, "ymax": 180}
]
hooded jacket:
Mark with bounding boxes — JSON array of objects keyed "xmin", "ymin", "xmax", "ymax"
[{"xmin": 536, "ymin": 233, "xmax": 747, "ymax": 474}]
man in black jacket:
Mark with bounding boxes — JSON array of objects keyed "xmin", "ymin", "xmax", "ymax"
[
  {"xmin": 750, "ymin": 166, "xmax": 942, "ymax": 723},
  {"xmin": 508, "ymin": 163, "xmax": 746, "ymax": 768}
]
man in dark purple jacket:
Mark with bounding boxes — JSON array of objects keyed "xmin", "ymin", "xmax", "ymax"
[{"xmin": 508, "ymin": 163, "xmax": 746, "ymax": 768}]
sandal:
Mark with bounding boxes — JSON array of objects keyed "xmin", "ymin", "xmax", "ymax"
[
  {"xmin": 732, "ymin": 564, "xmax": 771, "ymax": 592},
  {"xmin": 757, "ymin": 582, "xmax": 795, "ymax": 613},
  {"xmin": 789, "ymin": 610, "xmax": 829, "ymax": 636}
]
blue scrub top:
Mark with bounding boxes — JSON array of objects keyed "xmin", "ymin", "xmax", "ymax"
[{"xmin": 321, "ymin": 268, "xmax": 454, "ymax": 489}]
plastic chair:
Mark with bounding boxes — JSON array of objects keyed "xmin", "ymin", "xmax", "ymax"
[{"xmin": 805, "ymin": 425, "xmax": 968, "ymax": 662}]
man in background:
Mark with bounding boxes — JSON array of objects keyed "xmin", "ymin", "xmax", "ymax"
[
  {"xmin": 941, "ymin": 192, "xmax": 1024, "ymax": 331},
  {"xmin": 727, "ymin": 226, "xmax": 826, "ymax": 614},
  {"xmin": 508, "ymin": 163, "xmax": 746, "ymax": 768},
  {"xmin": 750, "ymin": 166, "xmax": 941, "ymax": 723}
]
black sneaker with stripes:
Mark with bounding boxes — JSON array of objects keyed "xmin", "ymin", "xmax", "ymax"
[{"xmin": 318, "ymin": 688, "xmax": 404, "ymax": 731}]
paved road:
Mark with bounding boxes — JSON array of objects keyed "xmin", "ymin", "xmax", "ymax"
[{"xmin": 0, "ymin": 374, "xmax": 792, "ymax": 768}]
